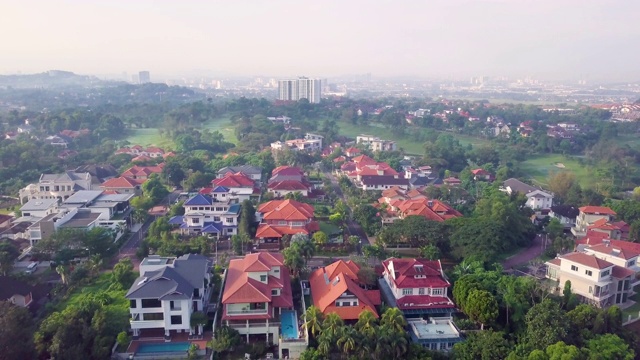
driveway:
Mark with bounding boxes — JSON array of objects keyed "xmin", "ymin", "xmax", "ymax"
[{"xmin": 502, "ymin": 234, "xmax": 547, "ymax": 270}]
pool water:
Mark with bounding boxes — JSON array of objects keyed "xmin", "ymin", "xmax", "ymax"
[
  {"xmin": 137, "ymin": 341, "xmax": 191, "ymax": 354},
  {"xmin": 281, "ymin": 310, "xmax": 299, "ymax": 339}
]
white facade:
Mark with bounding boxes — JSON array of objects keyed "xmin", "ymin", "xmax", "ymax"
[
  {"xmin": 526, "ymin": 190, "xmax": 554, "ymax": 210},
  {"xmin": 356, "ymin": 135, "xmax": 397, "ymax": 152},
  {"xmin": 278, "ymin": 77, "xmax": 322, "ymax": 103}
]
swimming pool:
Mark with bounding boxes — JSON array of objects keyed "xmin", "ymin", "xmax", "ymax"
[
  {"xmin": 281, "ymin": 310, "xmax": 299, "ymax": 339},
  {"xmin": 136, "ymin": 341, "xmax": 190, "ymax": 354}
]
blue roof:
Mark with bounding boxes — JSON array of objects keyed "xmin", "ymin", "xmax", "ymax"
[
  {"xmin": 184, "ymin": 194, "xmax": 213, "ymax": 206},
  {"xmin": 212, "ymin": 186, "xmax": 229, "ymax": 193},
  {"xmin": 168, "ymin": 216, "xmax": 184, "ymax": 225},
  {"xmin": 201, "ymin": 222, "xmax": 223, "ymax": 234},
  {"xmin": 227, "ymin": 204, "xmax": 241, "ymax": 215}
]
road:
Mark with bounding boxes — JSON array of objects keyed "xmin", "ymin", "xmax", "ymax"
[
  {"xmin": 322, "ymin": 169, "xmax": 370, "ymax": 249},
  {"xmin": 502, "ymin": 234, "xmax": 547, "ymax": 270}
]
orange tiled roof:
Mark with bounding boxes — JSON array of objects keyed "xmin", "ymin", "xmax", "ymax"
[
  {"xmin": 101, "ymin": 176, "xmax": 141, "ymax": 189},
  {"xmin": 255, "ymin": 224, "xmax": 310, "ymax": 238},
  {"xmin": 561, "ymin": 252, "xmax": 614, "ymax": 270},
  {"xmin": 579, "ymin": 206, "xmax": 616, "ymax": 215},
  {"xmin": 258, "ymin": 199, "xmax": 314, "ymax": 221},
  {"xmin": 212, "ymin": 172, "xmax": 255, "ymax": 188},
  {"xmin": 586, "ymin": 243, "xmax": 640, "ymax": 260},
  {"xmin": 121, "ymin": 164, "xmax": 164, "ymax": 177}
]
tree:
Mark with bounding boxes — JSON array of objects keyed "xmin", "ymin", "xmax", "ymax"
[
  {"xmin": 465, "ymin": 289, "xmax": 498, "ymax": 330},
  {"xmin": 0, "ymin": 242, "xmax": 19, "ymax": 275},
  {"xmin": 112, "ymin": 258, "xmax": 137, "ymax": 289},
  {"xmin": 208, "ymin": 326, "xmax": 241, "ymax": 354},
  {"xmin": 353, "ymin": 204, "xmax": 381, "ymax": 236},
  {"xmin": 322, "ymin": 312, "xmax": 344, "ymax": 338},
  {"xmin": 238, "ymin": 200, "xmax": 256, "ymax": 238},
  {"xmin": 546, "ymin": 218, "xmax": 564, "ymax": 242},
  {"xmin": 161, "ymin": 160, "xmax": 185, "ymax": 186},
  {"xmin": 116, "ymin": 331, "xmax": 131, "ymax": 348},
  {"xmin": 83, "ymin": 227, "xmax": 113, "ymax": 258},
  {"xmin": 380, "ymin": 307, "xmax": 406, "ymax": 333},
  {"xmin": 525, "ymin": 299, "xmax": 569, "ymax": 350},
  {"xmin": 303, "ymin": 306, "xmax": 324, "ymax": 338},
  {"xmin": 142, "ymin": 174, "xmax": 170, "ymax": 204},
  {"xmin": 231, "ymin": 234, "xmax": 250, "ymax": 255},
  {"xmin": 355, "ymin": 310, "xmax": 378, "ymax": 337},
  {"xmin": 452, "ymin": 330, "xmax": 510, "ymax": 360},
  {"xmin": 420, "ymin": 244, "xmax": 441, "ymax": 260},
  {"xmin": 337, "ymin": 326, "xmax": 357, "ymax": 355},
  {"xmin": 0, "ymin": 301, "xmax": 36, "ymax": 360},
  {"xmin": 283, "ymin": 245, "xmax": 305, "ymax": 278},
  {"xmin": 453, "ymin": 274, "xmax": 483, "ymax": 311},
  {"xmin": 548, "ymin": 172, "xmax": 578, "ymax": 202},
  {"xmin": 312, "ymin": 231, "xmax": 328, "ymax": 246},
  {"xmin": 190, "ymin": 311, "xmax": 208, "ymax": 335},
  {"xmin": 585, "ymin": 334, "xmax": 635, "ymax": 360},
  {"xmin": 56, "ymin": 264, "xmax": 69, "ymax": 285}
]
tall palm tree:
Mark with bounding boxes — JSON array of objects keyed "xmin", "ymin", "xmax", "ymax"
[
  {"xmin": 336, "ymin": 326, "xmax": 357, "ymax": 356},
  {"xmin": 380, "ymin": 307, "xmax": 406, "ymax": 333},
  {"xmin": 322, "ymin": 313, "xmax": 344, "ymax": 339},
  {"xmin": 303, "ymin": 306, "xmax": 324, "ymax": 338},
  {"xmin": 317, "ymin": 333, "xmax": 332, "ymax": 357},
  {"xmin": 387, "ymin": 330, "xmax": 409, "ymax": 359},
  {"xmin": 56, "ymin": 265, "xmax": 68, "ymax": 285},
  {"xmin": 355, "ymin": 310, "xmax": 378, "ymax": 337}
]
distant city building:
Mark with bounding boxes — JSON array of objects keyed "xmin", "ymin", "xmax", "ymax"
[
  {"xmin": 138, "ymin": 71, "xmax": 151, "ymax": 84},
  {"xmin": 278, "ymin": 77, "xmax": 321, "ymax": 103}
]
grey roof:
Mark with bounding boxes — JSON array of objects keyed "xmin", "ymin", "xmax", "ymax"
[
  {"xmin": 218, "ymin": 165, "xmax": 262, "ymax": 175},
  {"xmin": 64, "ymin": 190, "xmax": 103, "ymax": 204},
  {"xmin": 40, "ymin": 171, "xmax": 90, "ymax": 183},
  {"xmin": 551, "ymin": 205, "xmax": 579, "ymax": 219},
  {"xmin": 361, "ymin": 175, "xmax": 409, "ymax": 186},
  {"xmin": 126, "ymin": 254, "xmax": 209, "ymax": 300},
  {"xmin": 503, "ymin": 178, "xmax": 539, "ymax": 194},
  {"xmin": 96, "ymin": 193, "xmax": 134, "ymax": 202},
  {"xmin": 20, "ymin": 198, "xmax": 58, "ymax": 211},
  {"xmin": 58, "ymin": 211, "xmax": 101, "ymax": 228}
]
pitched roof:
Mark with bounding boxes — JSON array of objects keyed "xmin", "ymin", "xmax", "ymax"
[
  {"xmin": 100, "ymin": 176, "xmax": 141, "ymax": 189},
  {"xmin": 579, "ymin": 206, "xmax": 616, "ymax": 215},
  {"xmin": 352, "ymin": 155, "xmax": 376, "ymax": 164},
  {"xmin": 586, "ymin": 243, "xmax": 640, "ymax": 260},
  {"xmin": 394, "ymin": 198, "xmax": 462, "ymax": 222},
  {"xmin": 588, "ymin": 218, "xmax": 622, "ymax": 231},
  {"xmin": 503, "ymin": 178, "xmax": 539, "ymax": 194},
  {"xmin": 382, "ymin": 258, "xmax": 450, "ymax": 289},
  {"xmin": 551, "ymin": 205, "xmax": 580, "ymax": 219},
  {"xmin": 471, "ymin": 168, "xmax": 490, "ymax": 175},
  {"xmin": 560, "ymin": 252, "xmax": 614, "ymax": 270},
  {"xmin": 267, "ymin": 180, "xmax": 310, "ymax": 191},
  {"xmin": 271, "ymin": 166, "xmax": 304, "ymax": 177},
  {"xmin": 309, "ymin": 260, "xmax": 379, "ymax": 319},
  {"xmin": 121, "ymin": 164, "xmax": 164, "ymax": 177},
  {"xmin": 212, "ymin": 172, "xmax": 255, "ymax": 188},
  {"xmin": 218, "ymin": 165, "xmax": 262, "ymax": 176},
  {"xmin": 360, "ymin": 175, "xmax": 409, "ymax": 186},
  {"xmin": 184, "ymin": 194, "xmax": 214, "ymax": 206},
  {"xmin": 258, "ymin": 199, "xmax": 314, "ymax": 221}
]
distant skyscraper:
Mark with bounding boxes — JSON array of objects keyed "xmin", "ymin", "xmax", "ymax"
[
  {"xmin": 138, "ymin": 71, "xmax": 151, "ymax": 84},
  {"xmin": 278, "ymin": 77, "xmax": 321, "ymax": 103}
]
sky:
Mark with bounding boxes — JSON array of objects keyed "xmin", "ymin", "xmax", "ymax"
[{"xmin": 2, "ymin": 0, "xmax": 640, "ymax": 81}]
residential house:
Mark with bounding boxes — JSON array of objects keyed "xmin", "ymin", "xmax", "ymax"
[
  {"xmin": 471, "ymin": 168, "xmax": 494, "ymax": 181},
  {"xmin": 546, "ymin": 250, "xmax": 636, "ymax": 307},
  {"xmin": 115, "ymin": 145, "xmax": 166, "ymax": 158},
  {"xmin": 379, "ymin": 258, "xmax": 456, "ymax": 317},
  {"xmin": 60, "ymin": 190, "xmax": 133, "ymax": 231},
  {"xmin": 344, "ymin": 147, "xmax": 361, "ymax": 157},
  {"xmin": 269, "ymin": 166, "xmax": 305, "ymax": 183},
  {"xmin": 100, "ymin": 177, "xmax": 144, "ymax": 195},
  {"xmin": 19, "ymin": 198, "xmax": 59, "ymax": 218},
  {"xmin": 121, "ymin": 164, "xmax": 164, "ymax": 181},
  {"xmin": 407, "ymin": 317, "xmax": 463, "ymax": 352},
  {"xmin": 126, "ymin": 254, "xmax": 212, "ymax": 339},
  {"xmin": 0, "ymin": 276, "xmax": 34, "ymax": 307},
  {"xmin": 361, "ymin": 175, "xmax": 409, "ymax": 191},
  {"xmin": 75, "ymin": 164, "xmax": 119, "ymax": 183},
  {"xmin": 549, "ymin": 205, "xmax": 579, "ymax": 230},
  {"xmin": 27, "ymin": 208, "xmax": 102, "ymax": 246},
  {"xmin": 254, "ymin": 200, "xmax": 318, "ymax": 251},
  {"xmin": 377, "ymin": 187, "xmax": 462, "ymax": 225},
  {"xmin": 17, "ymin": 123, "xmax": 34, "ymax": 134},
  {"xmin": 443, "ymin": 177, "xmax": 462, "ymax": 187},
  {"xmin": 501, "ymin": 178, "xmax": 554, "ymax": 210},
  {"xmin": 221, "ymin": 253, "xmax": 306, "ymax": 359},
  {"xmin": 356, "ymin": 135, "xmax": 397, "ymax": 152},
  {"xmin": 217, "ymin": 165, "xmax": 263, "ymax": 183},
  {"xmin": 168, "ymin": 194, "xmax": 240, "ymax": 238},
  {"xmin": 45, "ymin": 135, "xmax": 70, "ymax": 147},
  {"xmin": 308, "ymin": 260, "xmax": 381, "ymax": 320},
  {"xmin": 271, "ymin": 133, "xmax": 323, "ymax": 153},
  {"xmin": 60, "ymin": 129, "xmax": 90, "ymax": 138},
  {"xmin": 586, "ymin": 218, "xmax": 628, "ymax": 240},
  {"xmin": 572, "ymin": 206, "xmax": 617, "ymax": 237},
  {"xmin": 268, "ymin": 180, "xmax": 311, "ymax": 198},
  {"xmin": 19, "ymin": 171, "xmax": 93, "ymax": 204},
  {"xmin": 0, "ymin": 214, "xmax": 14, "ymax": 230},
  {"xmin": 211, "ymin": 172, "xmax": 259, "ymax": 202},
  {"xmin": 490, "ymin": 123, "xmax": 511, "ymax": 137}
]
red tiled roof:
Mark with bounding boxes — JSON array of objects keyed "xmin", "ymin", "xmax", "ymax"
[
  {"xmin": 586, "ymin": 243, "xmax": 640, "ymax": 260},
  {"xmin": 271, "ymin": 166, "xmax": 304, "ymax": 177},
  {"xmin": 267, "ymin": 180, "xmax": 310, "ymax": 191},
  {"xmin": 547, "ymin": 258, "xmax": 562, "ymax": 266},
  {"xmin": 212, "ymin": 172, "xmax": 255, "ymax": 188},
  {"xmin": 560, "ymin": 252, "xmax": 614, "ymax": 270},
  {"xmin": 611, "ymin": 266, "xmax": 636, "ymax": 279},
  {"xmin": 258, "ymin": 199, "xmax": 314, "ymax": 221},
  {"xmin": 579, "ymin": 206, "xmax": 616, "ymax": 215},
  {"xmin": 352, "ymin": 155, "xmax": 376, "ymax": 165},
  {"xmin": 101, "ymin": 176, "xmax": 141, "ymax": 189},
  {"xmin": 255, "ymin": 224, "xmax": 309, "ymax": 238},
  {"xmin": 382, "ymin": 258, "xmax": 450, "ymax": 289},
  {"xmin": 121, "ymin": 164, "xmax": 164, "ymax": 178},
  {"xmin": 471, "ymin": 168, "xmax": 490, "ymax": 176},
  {"xmin": 309, "ymin": 260, "xmax": 380, "ymax": 320}
]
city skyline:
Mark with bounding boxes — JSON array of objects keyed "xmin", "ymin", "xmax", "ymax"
[{"xmin": 2, "ymin": 0, "xmax": 640, "ymax": 82}]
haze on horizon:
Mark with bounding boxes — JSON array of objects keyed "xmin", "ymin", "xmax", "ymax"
[{"xmin": 2, "ymin": 0, "xmax": 639, "ymax": 82}]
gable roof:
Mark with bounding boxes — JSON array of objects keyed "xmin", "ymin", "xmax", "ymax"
[
  {"xmin": 218, "ymin": 165, "xmax": 262, "ymax": 176},
  {"xmin": 361, "ymin": 175, "xmax": 409, "ymax": 186},
  {"xmin": 560, "ymin": 252, "xmax": 614, "ymax": 270},
  {"xmin": 100, "ymin": 176, "xmax": 141, "ymax": 189},
  {"xmin": 382, "ymin": 258, "xmax": 450, "ymax": 289},
  {"xmin": 586, "ymin": 243, "xmax": 640, "ymax": 260},
  {"xmin": 184, "ymin": 194, "xmax": 214, "ymax": 206},
  {"xmin": 579, "ymin": 206, "xmax": 616, "ymax": 215},
  {"xmin": 212, "ymin": 172, "xmax": 255, "ymax": 188},
  {"xmin": 503, "ymin": 178, "xmax": 539, "ymax": 194},
  {"xmin": 551, "ymin": 205, "xmax": 579, "ymax": 219},
  {"xmin": 258, "ymin": 199, "xmax": 314, "ymax": 221},
  {"xmin": 271, "ymin": 166, "xmax": 304, "ymax": 177},
  {"xmin": 121, "ymin": 164, "xmax": 164, "ymax": 178},
  {"xmin": 267, "ymin": 180, "xmax": 310, "ymax": 191}
]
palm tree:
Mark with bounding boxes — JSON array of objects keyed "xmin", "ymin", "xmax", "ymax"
[
  {"xmin": 317, "ymin": 333, "xmax": 332, "ymax": 356},
  {"xmin": 336, "ymin": 326, "xmax": 357, "ymax": 355},
  {"xmin": 303, "ymin": 306, "xmax": 324, "ymax": 338},
  {"xmin": 283, "ymin": 247, "xmax": 304, "ymax": 278},
  {"xmin": 322, "ymin": 312, "xmax": 344, "ymax": 339},
  {"xmin": 56, "ymin": 265, "xmax": 68, "ymax": 285},
  {"xmin": 355, "ymin": 310, "xmax": 378, "ymax": 337},
  {"xmin": 387, "ymin": 330, "xmax": 409, "ymax": 359},
  {"xmin": 380, "ymin": 307, "xmax": 406, "ymax": 333}
]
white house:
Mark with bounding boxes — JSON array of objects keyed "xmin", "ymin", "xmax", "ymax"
[
  {"xmin": 501, "ymin": 178, "xmax": 553, "ymax": 210},
  {"xmin": 126, "ymin": 254, "xmax": 212, "ymax": 339},
  {"xmin": 168, "ymin": 193, "xmax": 240, "ymax": 238}
]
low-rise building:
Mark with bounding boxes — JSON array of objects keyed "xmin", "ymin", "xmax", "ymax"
[
  {"xmin": 126, "ymin": 254, "xmax": 211, "ymax": 340},
  {"xmin": 549, "ymin": 205, "xmax": 579, "ymax": 229},
  {"xmin": 211, "ymin": 172, "xmax": 259, "ymax": 202},
  {"xmin": 501, "ymin": 178, "xmax": 554, "ymax": 210},
  {"xmin": 407, "ymin": 317, "xmax": 463, "ymax": 352},
  {"xmin": 377, "ymin": 187, "xmax": 461, "ymax": 225},
  {"xmin": 168, "ymin": 194, "xmax": 240, "ymax": 238},
  {"xmin": 572, "ymin": 206, "xmax": 617, "ymax": 237},
  {"xmin": 254, "ymin": 200, "xmax": 318, "ymax": 251},
  {"xmin": 217, "ymin": 165, "xmax": 262, "ymax": 183},
  {"xmin": 356, "ymin": 134, "xmax": 397, "ymax": 152},
  {"xmin": 19, "ymin": 171, "xmax": 93, "ymax": 204},
  {"xmin": 19, "ymin": 198, "xmax": 59, "ymax": 218},
  {"xmin": 0, "ymin": 276, "xmax": 34, "ymax": 307},
  {"xmin": 379, "ymin": 258, "xmax": 455, "ymax": 318}
]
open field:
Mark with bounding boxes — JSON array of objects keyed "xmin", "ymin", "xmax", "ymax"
[
  {"xmin": 124, "ymin": 116, "xmax": 238, "ymax": 148},
  {"xmin": 519, "ymin": 154, "xmax": 594, "ymax": 188},
  {"xmin": 336, "ymin": 121, "xmax": 490, "ymax": 155}
]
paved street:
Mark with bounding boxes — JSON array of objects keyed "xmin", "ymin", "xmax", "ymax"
[{"xmin": 502, "ymin": 234, "xmax": 547, "ymax": 270}]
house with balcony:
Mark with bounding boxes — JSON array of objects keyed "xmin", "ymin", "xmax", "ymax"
[
  {"xmin": 550, "ymin": 205, "xmax": 579, "ymax": 230},
  {"xmin": 377, "ymin": 187, "xmax": 461, "ymax": 225},
  {"xmin": 545, "ymin": 250, "xmax": 636, "ymax": 307},
  {"xmin": 19, "ymin": 171, "xmax": 93, "ymax": 204},
  {"xmin": 20, "ymin": 198, "xmax": 59, "ymax": 218},
  {"xmin": 222, "ymin": 252, "xmax": 306, "ymax": 358},
  {"xmin": 168, "ymin": 194, "xmax": 240, "ymax": 238},
  {"xmin": 27, "ymin": 208, "xmax": 102, "ymax": 246},
  {"xmin": 217, "ymin": 165, "xmax": 263, "ymax": 183},
  {"xmin": 501, "ymin": 178, "xmax": 553, "ymax": 211},
  {"xmin": 254, "ymin": 200, "xmax": 318, "ymax": 251},
  {"xmin": 356, "ymin": 135, "xmax": 397, "ymax": 152},
  {"xmin": 308, "ymin": 260, "xmax": 381, "ymax": 320},
  {"xmin": 99, "ymin": 177, "xmax": 144, "ymax": 196},
  {"xmin": 126, "ymin": 254, "xmax": 212, "ymax": 340},
  {"xmin": 379, "ymin": 258, "xmax": 456, "ymax": 318},
  {"xmin": 572, "ymin": 206, "xmax": 617, "ymax": 237}
]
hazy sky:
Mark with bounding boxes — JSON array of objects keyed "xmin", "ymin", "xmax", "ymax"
[{"xmin": 2, "ymin": 0, "xmax": 640, "ymax": 81}]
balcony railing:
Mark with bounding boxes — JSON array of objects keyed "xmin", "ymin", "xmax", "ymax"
[
  {"xmin": 226, "ymin": 309, "xmax": 269, "ymax": 316},
  {"xmin": 130, "ymin": 319, "xmax": 165, "ymax": 329}
]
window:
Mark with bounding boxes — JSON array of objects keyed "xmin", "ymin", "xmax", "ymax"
[
  {"xmin": 432, "ymin": 288, "xmax": 443, "ymax": 296},
  {"xmin": 585, "ymin": 270, "xmax": 593, "ymax": 276},
  {"xmin": 194, "ymin": 288, "xmax": 200, "ymax": 298},
  {"xmin": 589, "ymin": 286, "xmax": 593, "ymax": 294},
  {"xmin": 629, "ymin": 260, "xmax": 636, "ymax": 267},
  {"xmin": 199, "ymin": 207, "xmax": 204, "ymax": 211},
  {"xmin": 170, "ymin": 315, "xmax": 182, "ymax": 325},
  {"xmin": 418, "ymin": 288, "xmax": 425, "ymax": 295},
  {"xmin": 129, "ymin": 300, "xmax": 136, "ymax": 308},
  {"xmin": 141, "ymin": 299, "xmax": 161, "ymax": 308},
  {"xmin": 192, "ymin": 218, "xmax": 200, "ymax": 224},
  {"xmin": 143, "ymin": 313, "xmax": 163, "ymax": 321},
  {"xmin": 440, "ymin": 343, "xmax": 447, "ymax": 350},
  {"xmin": 272, "ymin": 289, "xmax": 279, "ymax": 296},
  {"xmin": 226, "ymin": 217, "xmax": 234, "ymax": 223},
  {"xmin": 214, "ymin": 216, "xmax": 220, "ymax": 222},
  {"xmin": 571, "ymin": 265, "xmax": 578, "ymax": 272},
  {"xmin": 279, "ymin": 221, "xmax": 287, "ymax": 225},
  {"xmin": 274, "ymin": 268, "xmax": 280, "ymax": 273},
  {"xmin": 260, "ymin": 275, "xmax": 267, "ymax": 282},
  {"xmin": 336, "ymin": 302, "xmax": 342, "ymax": 307},
  {"xmin": 402, "ymin": 288, "xmax": 413, "ymax": 296},
  {"xmin": 170, "ymin": 301, "xmax": 181, "ymax": 311},
  {"xmin": 216, "ymin": 207, "xmax": 223, "ymax": 212},
  {"xmin": 601, "ymin": 270, "xmax": 611, "ymax": 277}
]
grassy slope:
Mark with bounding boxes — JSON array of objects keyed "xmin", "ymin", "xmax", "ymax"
[
  {"xmin": 124, "ymin": 116, "xmax": 238, "ymax": 149},
  {"xmin": 519, "ymin": 154, "xmax": 594, "ymax": 188}
]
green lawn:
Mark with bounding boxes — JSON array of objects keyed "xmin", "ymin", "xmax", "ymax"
[
  {"xmin": 57, "ymin": 272, "xmax": 127, "ymax": 311},
  {"xmin": 336, "ymin": 121, "xmax": 490, "ymax": 155},
  {"xmin": 124, "ymin": 116, "xmax": 238, "ymax": 148},
  {"xmin": 519, "ymin": 154, "xmax": 594, "ymax": 188},
  {"xmin": 319, "ymin": 221, "xmax": 341, "ymax": 236}
]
